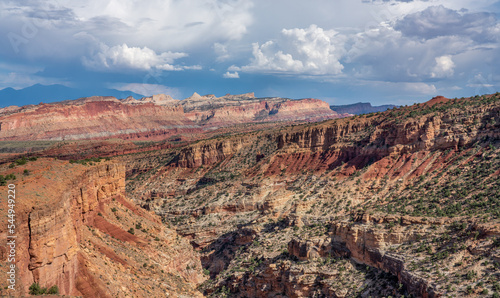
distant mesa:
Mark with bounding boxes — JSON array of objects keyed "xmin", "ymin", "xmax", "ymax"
[
  {"xmin": 330, "ymin": 102, "xmax": 396, "ymax": 115},
  {"xmin": 0, "ymin": 91, "xmax": 343, "ymax": 141},
  {"xmin": 184, "ymin": 92, "xmax": 255, "ymax": 102},
  {"xmin": 220, "ymin": 92, "xmax": 255, "ymax": 100},
  {"xmin": 122, "ymin": 94, "xmax": 179, "ymax": 105}
]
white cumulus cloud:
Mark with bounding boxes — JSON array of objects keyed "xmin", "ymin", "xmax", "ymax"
[
  {"xmin": 0, "ymin": 0, "xmax": 254, "ymax": 69},
  {"xmin": 223, "ymin": 71, "xmax": 239, "ymax": 78},
  {"xmin": 82, "ymin": 43, "xmax": 189, "ymax": 71},
  {"xmin": 431, "ymin": 55, "xmax": 455, "ymax": 78},
  {"xmin": 402, "ymin": 82, "xmax": 437, "ymax": 94},
  {"xmin": 214, "ymin": 42, "xmax": 230, "ymax": 62},
  {"xmin": 237, "ymin": 24, "xmax": 346, "ymax": 75}
]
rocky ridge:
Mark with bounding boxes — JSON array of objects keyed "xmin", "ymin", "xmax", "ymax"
[{"xmin": 0, "ymin": 93, "xmax": 343, "ymax": 142}]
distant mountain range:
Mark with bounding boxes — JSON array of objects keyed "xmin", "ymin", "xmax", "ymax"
[
  {"xmin": 0, "ymin": 84, "xmax": 144, "ymax": 107},
  {"xmin": 330, "ymin": 102, "xmax": 396, "ymax": 115}
]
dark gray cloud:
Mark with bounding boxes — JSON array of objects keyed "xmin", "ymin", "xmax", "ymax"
[
  {"xmin": 395, "ymin": 5, "xmax": 499, "ymax": 42},
  {"xmin": 185, "ymin": 22, "xmax": 205, "ymax": 28},
  {"xmin": 25, "ymin": 7, "xmax": 75, "ymax": 21},
  {"xmin": 362, "ymin": 0, "xmax": 427, "ymax": 3},
  {"xmin": 84, "ymin": 16, "xmax": 131, "ymax": 33}
]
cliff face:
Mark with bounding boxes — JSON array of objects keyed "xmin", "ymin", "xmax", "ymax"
[
  {"xmin": 286, "ymin": 218, "xmax": 441, "ymax": 297},
  {"xmin": 0, "ymin": 158, "xmax": 204, "ymax": 297},
  {"xmin": 26, "ymin": 162, "xmax": 124, "ymax": 295},
  {"xmin": 184, "ymin": 97, "xmax": 341, "ymax": 127},
  {"xmin": 0, "ymin": 97, "xmax": 196, "ymax": 141},
  {"xmin": 0, "ymin": 93, "xmax": 343, "ymax": 142},
  {"xmin": 177, "ymin": 138, "xmax": 247, "ymax": 168},
  {"xmin": 177, "ymin": 105, "xmax": 496, "ymax": 172}
]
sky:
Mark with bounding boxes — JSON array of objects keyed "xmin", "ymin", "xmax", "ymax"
[{"xmin": 1, "ymin": 0, "xmax": 499, "ymax": 106}]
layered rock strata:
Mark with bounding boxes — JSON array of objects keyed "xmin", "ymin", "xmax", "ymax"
[
  {"xmin": 0, "ymin": 93, "xmax": 343, "ymax": 141},
  {"xmin": 0, "ymin": 158, "xmax": 204, "ymax": 297}
]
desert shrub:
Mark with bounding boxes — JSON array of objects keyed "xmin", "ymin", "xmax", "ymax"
[
  {"xmin": 466, "ymin": 270, "xmax": 476, "ymax": 280},
  {"xmin": 47, "ymin": 285, "xmax": 59, "ymax": 294},
  {"xmin": 29, "ymin": 283, "xmax": 46, "ymax": 295},
  {"xmin": 15, "ymin": 157, "xmax": 27, "ymax": 165}
]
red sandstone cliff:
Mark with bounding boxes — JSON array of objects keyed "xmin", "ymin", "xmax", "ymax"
[
  {"xmin": 0, "ymin": 96, "xmax": 197, "ymax": 141},
  {"xmin": 0, "ymin": 93, "xmax": 343, "ymax": 142},
  {"xmin": 0, "ymin": 158, "xmax": 204, "ymax": 297}
]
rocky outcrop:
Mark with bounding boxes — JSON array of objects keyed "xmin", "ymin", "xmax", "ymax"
[
  {"xmin": 268, "ymin": 99, "xmax": 500, "ymax": 174},
  {"xmin": 176, "ymin": 99, "xmax": 499, "ymax": 171},
  {"xmin": 286, "ymin": 223, "xmax": 442, "ymax": 297},
  {"xmin": 177, "ymin": 137, "xmax": 246, "ymax": 168},
  {"xmin": 331, "ymin": 221, "xmax": 441, "ymax": 297}
]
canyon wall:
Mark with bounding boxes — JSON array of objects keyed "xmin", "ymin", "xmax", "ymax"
[
  {"xmin": 175, "ymin": 97, "xmax": 499, "ymax": 175},
  {"xmin": 0, "ymin": 97, "xmax": 196, "ymax": 141},
  {"xmin": 287, "ymin": 218, "xmax": 442, "ymax": 297},
  {"xmin": 1, "ymin": 161, "xmax": 124, "ymax": 295},
  {"xmin": 0, "ymin": 94, "xmax": 343, "ymax": 141},
  {"xmin": 0, "ymin": 159, "xmax": 204, "ymax": 297}
]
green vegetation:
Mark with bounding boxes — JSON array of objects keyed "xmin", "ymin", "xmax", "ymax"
[
  {"xmin": 0, "ymin": 174, "xmax": 15, "ymax": 185},
  {"xmin": 7, "ymin": 155, "xmax": 38, "ymax": 169},
  {"xmin": 28, "ymin": 283, "xmax": 58, "ymax": 295},
  {"xmin": 376, "ymin": 142, "xmax": 500, "ymax": 219},
  {"xmin": 0, "ymin": 174, "xmax": 16, "ymax": 185},
  {"xmin": 387, "ymin": 93, "xmax": 500, "ymax": 121},
  {"xmin": 69, "ymin": 157, "xmax": 106, "ymax": 165}
]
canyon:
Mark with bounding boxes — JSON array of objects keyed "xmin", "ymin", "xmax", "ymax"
[
  {"xmin": 0, "ymin": 93, "xmax": 499, "ymax": 297},
  {"xmin": 125, "ymin": 94, "xmax": 500, "ymax": 297}
]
